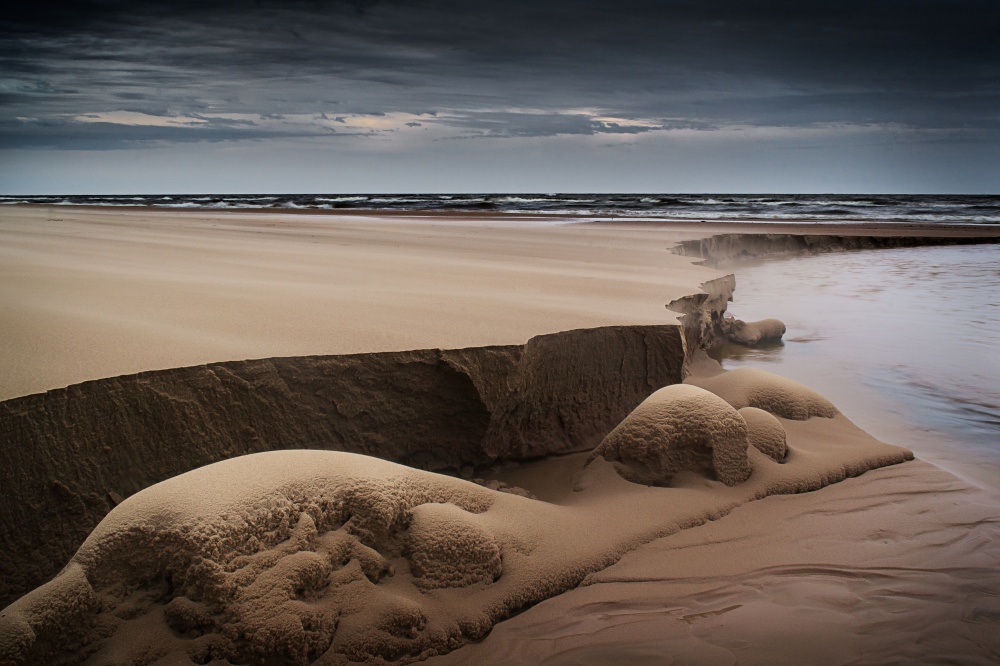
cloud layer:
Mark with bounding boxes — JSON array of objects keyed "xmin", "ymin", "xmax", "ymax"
[{"xmin": 2, "ymin": 1, "xmax": 998, "ymax": 191}]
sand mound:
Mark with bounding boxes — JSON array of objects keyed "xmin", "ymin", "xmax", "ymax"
[
  {"xmin": 588, "ymin": 385, "xmax": 752, "ymax": 487},
  {"xmin": 739, "ymin": 407, "xmax": 787, "ymax": 462},
  {"xmin": 0, "ymin": 452, "xmax": 507, "ymax": 665},
  {"xmin": 687, "ymin": 367, "xmax": 838, "ymax": 419},
  {"xmin": 724, "ymin": 317, "xmax": 786, "ymax": 346},
  {"xmin": 408, "ymin": 503, "xmax": 502, "ymax": 590},
  {"xmin": 1, "ymin": 371, "xmax": 915, "ymax": 665}
]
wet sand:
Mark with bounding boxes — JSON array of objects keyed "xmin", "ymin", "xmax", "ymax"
[
  {"xmin": 428, "ymin": 458, "xmax": 1000, "ymax": 665},
  {"xmin": 1, "ymin": 206, "xmax": 999, "ymax": 664}
]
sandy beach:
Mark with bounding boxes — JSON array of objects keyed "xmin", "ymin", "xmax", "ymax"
[{"xmin": 1, "ymin": 206, "xmax": 999, "ymax": 664}]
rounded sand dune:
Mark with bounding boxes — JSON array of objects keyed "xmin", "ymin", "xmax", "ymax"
[
  {"xmin": 687, "ymin": 366, "xmax": 838, "ymax": 420},
  {"xmin": 0, "ymin": 451, "xmax": 515, "ymax": 665},
  {"xmin": 739, "ymin": 406, "xmax": 788, "ymax": 462},
  {"xmin": 725, "ymin": 317, "xmax": 787, "ymax": 346},
  {"xmin": 588, "ymin": 384, "xmax": 752, "ymax": 486}
]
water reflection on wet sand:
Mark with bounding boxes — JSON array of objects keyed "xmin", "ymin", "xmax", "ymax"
[{"xmin": 715, "ymin": 243, "xmax": 1000, "ymax": 490}]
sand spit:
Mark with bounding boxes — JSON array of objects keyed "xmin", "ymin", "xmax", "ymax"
[
  {"xmin": 0, "ymin": 326, "xmax": 686, "ymax": 608},
  {"xmin": 0, "ymin": 368, "xmax": 912, "ymax": 665},
  {"xmin": 673, "ymin": 231, "xmax": 1000, "ymax": 267}
]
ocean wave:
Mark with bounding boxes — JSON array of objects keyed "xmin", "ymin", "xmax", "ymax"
[{"xmin": 3, "ymin": 194, "xmax": 998, "ymax": 224}]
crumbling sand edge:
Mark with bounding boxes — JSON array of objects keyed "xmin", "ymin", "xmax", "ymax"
[{"xmin": 665, "ymin": 273, "xmax": 736, "ymax": 351}]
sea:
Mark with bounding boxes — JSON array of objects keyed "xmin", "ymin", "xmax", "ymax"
[{"xmin": 3, "ymin": 193, "xmax": 1000, "ymax": 225}]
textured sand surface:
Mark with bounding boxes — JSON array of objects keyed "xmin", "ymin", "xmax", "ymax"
[
  {"xmin": 688, "ymin": 366, "xmax": 839, "ymax": 419},
  {"xmin": 427, "ymin": 459, "xmax": 1000, "ymax": 665},
  {"xmin": 0, "ymin": 369, "xmax": 913, "ymax": 664}
]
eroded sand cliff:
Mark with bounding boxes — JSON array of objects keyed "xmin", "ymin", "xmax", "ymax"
[{"xmin": 0, "ymin": 325, "xmax": 688, "ymax": 608}]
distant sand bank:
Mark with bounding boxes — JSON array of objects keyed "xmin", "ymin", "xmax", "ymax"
[{"xmin": 1, "ymin": 206, "xmax": 998, "ymax": 663}]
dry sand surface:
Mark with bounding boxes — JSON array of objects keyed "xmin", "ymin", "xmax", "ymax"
[
  {"xmin": 1, "ymin": 206, "xmax": 999, "ymax": 664},
  {"xmin": 0, "ymin": 206, "xmax": 717, "ymax": 401}
]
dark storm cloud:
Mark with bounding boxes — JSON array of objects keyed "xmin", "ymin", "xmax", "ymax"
[
  {"xmin": 1, "ymin": 117, "xmax": 351, "ymax": 150},
  {"xmin": 2, "ymin": 1, "xmax": 999, "ymax": 149}
]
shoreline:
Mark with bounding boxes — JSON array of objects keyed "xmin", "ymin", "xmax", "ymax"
[
  {"xmin": 3, "ymin": 206, "xmax": 997, "ymax": 402},
  {"xmin": 13, "ymin": 201, "xmax": 1000, "ymax": 231},
  {"xmin": 2, "ymin": 206, "xmax": 998, "ymax": 663},
  {"xmin": 0, "ymin": 204, "xmax": 1000, "ymax": 400}
]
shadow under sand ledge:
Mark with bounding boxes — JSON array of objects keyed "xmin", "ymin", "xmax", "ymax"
[{"xmin": 0, "ymin": 361, "xmax": 913, "ymax": 664}]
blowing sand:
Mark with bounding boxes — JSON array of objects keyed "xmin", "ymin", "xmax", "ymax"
[
  {"xmin": 1, "ymin": 206, "xmax": 998, "ymax": 664},
  {"xmin": 0, "ymin": 206, "xmax": 716, "ymax": 402}
]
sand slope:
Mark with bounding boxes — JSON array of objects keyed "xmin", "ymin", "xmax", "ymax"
[{"xmin": 0, "ymin": 369, "xmax": 913, "ymax": 664}]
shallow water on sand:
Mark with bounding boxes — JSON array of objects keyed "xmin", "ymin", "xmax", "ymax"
[{"xmin": 714, "ymin": 243, "xmax": 1000, "ymax": 490}]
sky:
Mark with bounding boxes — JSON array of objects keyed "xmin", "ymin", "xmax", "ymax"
[{"xmin": 1, "ymin": 0, "xmax": 998, "ymax": 194}]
